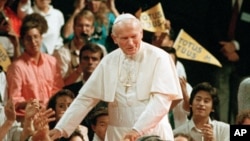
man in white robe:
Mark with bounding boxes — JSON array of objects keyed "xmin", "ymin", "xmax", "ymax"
[{"xmin": 50, "ymin": 13, "xmax": 182, "ymax": 141}]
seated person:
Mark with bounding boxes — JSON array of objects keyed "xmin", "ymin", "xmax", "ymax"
[
  {"xmin": 90, "ymin": 107, "xmax": 109, "ymax": 141},
  {"xmin": 63, "ymin": 42, "xmax": 104, "ymax": 94},
  {"xmin": 173, "ymin": 82, "xmax": 230, "ymax": 141},
  {"xmin": 235, "ymin": 109, "xmax": 250, "ymax": 125},
  {"xmin": 47, "ymin": 89, "xmax": 89, "ymax": 141}
]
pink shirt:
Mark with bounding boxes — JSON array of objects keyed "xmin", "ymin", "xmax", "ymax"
[{"xmin": 7, "ymin": 52, "xmax": 64, "ymax": 115}]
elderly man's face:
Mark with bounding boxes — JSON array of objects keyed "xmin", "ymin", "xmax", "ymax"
[{"xmin": 112, "ymin": 19, "xmax": 143, "ymax": 55}]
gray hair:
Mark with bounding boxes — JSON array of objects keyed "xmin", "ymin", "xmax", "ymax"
[{"xmin": 112, "ymin": 13, "xmax": 142, "ymax": 35}]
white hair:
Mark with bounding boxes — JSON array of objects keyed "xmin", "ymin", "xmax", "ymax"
[
  {"xmin": 114, "ymin": 13, "xmax": 137, "ymax": 24},
  {"xmin": 112, "ymin": 13, "xmax": 142, "ymax": 35}
]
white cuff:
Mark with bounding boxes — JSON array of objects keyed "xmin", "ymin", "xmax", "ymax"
[
  {"xmin": 232, "ymin": 40, "xmax": 240, "ymax": 50},
  {"xmin": 55, "ymin": 128, "xmax": 67, "ymax": 138},
  {"xmin": 132, "ymin": 127, "xmax": 144, "ymax": 136}
]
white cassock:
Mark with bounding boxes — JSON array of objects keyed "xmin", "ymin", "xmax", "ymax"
[{"xmin": 55, "ymin": 42, "xmax": 183, "ymax": 141}]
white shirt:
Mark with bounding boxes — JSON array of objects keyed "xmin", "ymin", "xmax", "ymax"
[
  {"xmin": 0, "ymin": 37, "xmax": 14, "ymax": 58},
  {"xmin": 92, "ymin": 134, "xmax": 102, "ymax": 141},
  {"xmin": 0, "ymin": 71, "xmax": 7, "ymax": 105},
  {"xmin": 176, "ymin": 61, "xmax": 187, "ymax": 79},
  {"xmin": 173, "ymin": 118, "xmax": 230, "ymax": 141}
]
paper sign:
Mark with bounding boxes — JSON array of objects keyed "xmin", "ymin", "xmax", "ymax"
[
  {"xmin": 140, "ymin": 3, "xmax": 167, "ymax": 32},
  {"xmin": 173, "ymin": 29, "xmax": 222, "ymax": 67},
  {"xmin": 0, "ymin": 43, "xmax": 11, "ymax": 71}
]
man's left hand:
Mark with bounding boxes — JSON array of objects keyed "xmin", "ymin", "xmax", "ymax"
[{"xmin": 123, "ymin": 129, "xmax": 140, "ymax": 141}]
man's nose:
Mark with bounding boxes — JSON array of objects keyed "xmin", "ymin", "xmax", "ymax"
[
  {"xmin": 127, "ymin": 38, "xmax": 134, "ymax": 45},
  {"xmin": 199, "ymin": 100, "xmax": 205, "ymax": 105},
  {"xmin": 88, "ymin": 59, "xmax": 94, "ymax": 64}
]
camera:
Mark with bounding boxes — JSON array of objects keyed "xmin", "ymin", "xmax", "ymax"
[{"xmin": 0, "ymin": 11, "xmax": 9, "ymax": 25}]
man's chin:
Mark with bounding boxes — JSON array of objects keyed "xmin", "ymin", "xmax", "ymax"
[{"xmin": 125, "ymin": 50, "xmax": 137, "ymax": 55}]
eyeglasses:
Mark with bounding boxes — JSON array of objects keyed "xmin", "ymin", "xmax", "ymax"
[{"xmin": 23, "ymin": 35, "xmax": 41, "ymax": 43}]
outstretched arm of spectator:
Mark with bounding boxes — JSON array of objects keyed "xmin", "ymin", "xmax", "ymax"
[
  {"xmin": 0, "ymin": 98, "xmax": 16, "ymax": 140},
  {"xmin": 20, "ymin": 99, "xmax": 40, "ymax": 141},
  {"xmin": 107, "ymin": 0, "xmax": 119, "ymax": 17},
  {"xmin": 62, "ymin": 0, "xmax": 86, "ymax": 39},
  {"xmin": 32, "ymin": 108, "xmax": 55, "ymax": 141},
  {"xmin": 17, "ymin": 0, "xmax": 32, "ymax": 20},
  {"xmin": 7, "ymin": 31, "xmax": 21, "ymax": 61},
  {"xmin": 20, "ymin": 102, "xmax": 55, "ymax": 141},
  {"xmin": 179, "ymin": 77, "xmax": 190, "ymax": 112}
]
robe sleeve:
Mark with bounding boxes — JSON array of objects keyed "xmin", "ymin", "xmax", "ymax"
[
  {"xmin": 133, "ymin": 93, "xmax": 171, "ymax": 135},
  {"xmin": 150, "ymin": 52, "xmax": 182, "ymax": 100},
  {"xmin": 55, "ymin": 95, "xmax": 100, "ymax": 137}
]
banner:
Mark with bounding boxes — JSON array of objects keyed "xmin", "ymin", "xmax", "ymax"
[
  {"xmin": 0, "ymin": 43, "xmax": 11, "ymax": 71},
  {"xmin": 140, "ymin": 3, "xmax": 167, "ymax": 32},
  {"xmin": 173, "ymin": 29, "xmax": 222, "ymax": 67}
]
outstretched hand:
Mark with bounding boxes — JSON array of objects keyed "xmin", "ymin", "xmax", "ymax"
[
  {"xmin": 49, "ymin": 129, "xmax": 63, "ymax": 140},
  {"xmin": 123, "ymin": 130, "xmax": 140, "ymax": 141},
  {"xmin": 32, "ymin": 108, "xmax": 55, "ymax": 141},
  {"xmin": 4, "ymin": 98, "xmax": 16, "ymax": 123}
]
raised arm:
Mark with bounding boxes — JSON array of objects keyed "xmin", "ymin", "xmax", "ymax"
[
  {"xmin": 0, "ymin": 98, "xmax": 16, "ymax": 140},
  {"xmin": 62, "ymin": 0, "xmax": 86, "ymax": 39},
  {"xmin": 17, "ymin": 0, "xmax": 33, "ymax": 20},
  {"xmin": 107, "ymin": 0, "xmax": 119, "ymax": 17}
]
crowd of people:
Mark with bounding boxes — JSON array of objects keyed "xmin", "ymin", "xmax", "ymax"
[{"xmin": 0, "ymin": 0, "xmax": 250, "ymax": 141}]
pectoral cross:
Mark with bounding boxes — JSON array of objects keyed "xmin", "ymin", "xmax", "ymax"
[
  {"xmin": 124, "ymin": 83, "xmax": 132, "ymax": 93},
  {"xmin": 123, "ymin": 77, "xmax": 132, "ymax": 93}
]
